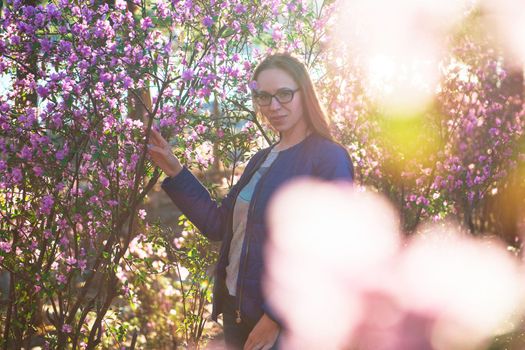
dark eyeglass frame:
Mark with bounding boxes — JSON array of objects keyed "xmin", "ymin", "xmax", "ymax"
[{"xmin": 252, "ymin": 88, "xmax": 300, "ymax": 106}]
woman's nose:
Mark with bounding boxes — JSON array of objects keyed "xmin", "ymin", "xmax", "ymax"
[{"xmin": 269, "ymin": 97, "xmax": 282, "ymax": 110}]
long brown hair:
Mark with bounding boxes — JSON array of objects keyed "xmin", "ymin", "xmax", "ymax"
[{"xmin": 252, "ymin": 53, "xmax": 334, "ymax": 141}]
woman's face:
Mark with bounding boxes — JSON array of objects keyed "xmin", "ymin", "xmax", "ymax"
[{"xmin": 254, "ymin": 68, "xmax": 307, "ymax": 136}]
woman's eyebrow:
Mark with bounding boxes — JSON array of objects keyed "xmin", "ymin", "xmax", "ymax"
[{"xmin": 256, "ymin": 87, "xmax": 296, "ymax": 93}]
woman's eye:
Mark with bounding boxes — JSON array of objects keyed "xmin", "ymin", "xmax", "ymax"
[
  {"xmin": 277, "ymin": 91, "xmax": 292, "ymax": 99},
  {"xmin": 258, "ymin": 94, "xmax": 271, "ymax": 102}
]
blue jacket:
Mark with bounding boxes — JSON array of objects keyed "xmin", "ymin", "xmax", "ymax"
[{"xmin": 161, "ymin": 133, "xmax": 354, "ymax": 325}]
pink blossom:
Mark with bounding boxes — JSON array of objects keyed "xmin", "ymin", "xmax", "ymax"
[
  {"xmin": 234, "ymin": 4, "xmax": 246, "ymax": 14},
  {"xmin": 271, "ymin": 27, "xmax": 283, "ymax": 41},
  {"xmin": 115, "ymin": 0, "xmax": 126, "ymax": 10},
  {"xmin": 59, "ymin": 235, "xmax": 69, "ymax": 247},
  {"xmin": 198, "ymin": 87, "xmax": 211, "ymax": 98},
  {"xmin": 78, "ymin": 259, "xmax": 87, "ymax": 272},
  {"xmin": 202, "ymin": 15, "xmax": 213, "ymax": 27},
  {"xmin": 99, "ymin": 175, "xmax": 110, "ymax": 188},
  {"xmin": 0, "ymin": 241, "xmax": 12, "ymax": 253},
  {"xmin": 55, "ymin": 149, "xmax": 66, "ymax": 161},
  {"xmin": 12, "ymin": 168, "xmax": 23, "ymax": 183},
  {"xmin": 40, "ymin": 195, "xmax": 54, "ymax": 215},
  {"xmin": 140, "ymin": 17, "xmax": 153, "ymax": 30},
  {"xmin": 57, "ymin": 274, "xmax": 67, "ymax": 284},
  {"xmin": 181, "ymin": 69, "xmax": 194, "ymax": 82},
  {"xmin": 266, "ymin": 180, "xmax": 525, "ymax": 348},
  {"xmin": 33, "ymin": 166, "xmax": 43, "ymax": 176},
  {"xmin": 66, "ymin": 257, "xmax": 77, "ymax": 265},
  {"xmin": 36, "ymin": 85, "xmax": 50, "ymax": 98}
]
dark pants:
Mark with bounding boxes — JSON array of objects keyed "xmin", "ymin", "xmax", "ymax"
[
  {"xmin": 222, "ymin": 294, "xmax": 256, "ymax": 349},
  {"xmin": 222, "ymin": 294, "xmax": 280, "ymax": 350}
]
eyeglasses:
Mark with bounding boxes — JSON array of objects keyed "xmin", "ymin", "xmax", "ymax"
[{"xmin": 252, "ymin": 88, "xmax": 300, "ymax": 106}]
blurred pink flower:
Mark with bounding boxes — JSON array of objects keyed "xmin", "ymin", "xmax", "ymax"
[{"xmin": 265, "ymin": 179, "xmax": 525, "ymax": 349}]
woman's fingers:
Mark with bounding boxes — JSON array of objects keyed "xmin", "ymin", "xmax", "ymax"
[
  {"xmin": 146, "ymin": 144, "xmax": 164, "ymax": 154},
  {"xmin": 142, "ymin": 116, "xmax": 169, "ymax": 148},
  {"xmin": 143, "ymin": 122, "xmax": 183, "ymax": 177},
  {"xmin": 146, "ymin": 142, "xmax": 183, "ymax": 177},
  {"xmin": 149, "ymin": 127, "xmax": 169, "ymax": 148}
]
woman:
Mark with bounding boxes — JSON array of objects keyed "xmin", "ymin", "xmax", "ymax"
[{"xmin": 146, "ymin": 53, "xmax": 354, "ymax": 349}]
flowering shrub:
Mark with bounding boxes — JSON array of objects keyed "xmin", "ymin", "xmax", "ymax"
[
  {"xmin": 107, "ymin": 217, "xmax": 219, "ymax": 348},
  {"xmin": 0, "ymin": 0, "xmax": 306, "ymax": 347}
]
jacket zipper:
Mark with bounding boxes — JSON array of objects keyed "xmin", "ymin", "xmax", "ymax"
[
  {"xmin": 225, "ymin": 148, "xmax": 270, "ymax": 323},
  {"xmin": 235, "ymin": 149, "xmax": 280, "ymax": 324}
]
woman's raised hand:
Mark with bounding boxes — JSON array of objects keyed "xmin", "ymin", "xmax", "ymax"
[{"xmin": 146, "ymin": 127, "xmax": 183, "ymax": 177}]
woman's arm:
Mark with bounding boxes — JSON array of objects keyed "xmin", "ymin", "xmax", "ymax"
[
  {"xmin": 161, "ymin": 168, "xmax": 239, "ymax": 241},
  {"xmin": 146, "ymin": 128, "xmax": 237, "ymax": 241}
]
